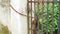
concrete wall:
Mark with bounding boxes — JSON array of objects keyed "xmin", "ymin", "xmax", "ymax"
[
  {"xmin": 0, "ymin": 0, "xmax": 27, "ymax": 34},
  {"xmin": 11, "ymin": 0, "xmax": 27, "ymax": 34}
]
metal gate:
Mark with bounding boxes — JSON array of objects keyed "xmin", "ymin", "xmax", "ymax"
[{"xmin": 27, "ymin": 0, "xmax": 60, "ymax": 34}]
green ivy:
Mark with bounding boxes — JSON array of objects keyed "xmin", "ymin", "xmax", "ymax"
[{"xmin": 35, "ymin": 1, "xmax": 59, "ymax": 33}]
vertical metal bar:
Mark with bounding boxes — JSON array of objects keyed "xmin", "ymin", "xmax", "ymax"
[
  {"xmin": 41, "ymin": 0, "xmax": 44, "ymax": 34},
  {"xmin": 31, "ymin": 0, "xmax": 32, "ymax": 34},
  {"xmin": 33, "ymin": 0, "xmax": 37, "ymax": 34},
  {"xmin": 27, "ymin": 0, "xmax": 29, "ymax": 34},
  {"xmin": 51, "ymin": 0, "xmax": 54, "ymax": 34},
  {"xmin": 32, "ymin": 0, "xmax": 37, "ymax": 34},
  {"xmin": 34, "ymin": 0, "xmax": 36, "ymax": 19},
  {"xmin": 58, "ymin": 0, "xmax": 60, "ymax": 34},
  {"xmin": 37, "ymin": 0, "xmax": 40, "ymax": 34},
  {"xmin": 46, "ymin": 0, "xmax": 49, "ymax": 34}
]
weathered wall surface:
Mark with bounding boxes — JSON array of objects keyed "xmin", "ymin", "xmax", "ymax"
[
  {"xmin": 0, "ymin": 0, "xmax": 11, "ymax": 31},
  {"xmin": 0, "ymin": 0, "xmax": 27, "ymax": 34},
  {"xmin": 11, "ymin": 0, "xmax": 27, "ymax": 34}
]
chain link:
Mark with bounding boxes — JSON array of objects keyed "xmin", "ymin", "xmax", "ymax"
[{"xmin": 10, "ymin": 4, "xmax": 34, "ymax": 18}]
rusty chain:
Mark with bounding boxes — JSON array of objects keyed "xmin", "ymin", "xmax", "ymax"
[{"xmin": 10, "ymin": 4, "xmax": 34, "ymax": 18}]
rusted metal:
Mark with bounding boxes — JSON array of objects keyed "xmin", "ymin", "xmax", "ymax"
[
  {"xmin": 27, "ymin": 0, "xmax": 60, "ymax": 34},
  {"xmin": 28, "ymin": 1, "xmax": 60, "ymax": 3},
  {"xmin": 27, "ymin": 0, "xmax": 30, "ymax": 34},
  {"xmin": 10, "ymin": 0, "xmax": 60, "ymax": 34},
  {"xmin": 33, "ymin": 0, "xmax": 37, "ymax": 34},
  {"xmin": 31, "ymin": 0, "xmax": 37, "ymax": 34},
  {"xmin": 31, "ymin": 0, "xmax": 32, "ymax": 34},
  {"xmin": 10, "ymin": 4, "xmax": 34, "ymax": 18}
]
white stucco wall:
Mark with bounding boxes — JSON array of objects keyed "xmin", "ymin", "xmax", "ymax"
[
  {"xmin": 0, "ymin": 0, "xmax": 27, "ymax": 34},
  {"xmin": 0, "ymin": 0, "xmax": 11, "ymax": 33},
  {"xmin": 11, "ymin": 0, "xmax": 27, "ymax": 34}
]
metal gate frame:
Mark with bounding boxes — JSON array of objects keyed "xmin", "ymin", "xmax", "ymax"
[{"xmin": 27, "ymin": 0, "xmax": 60, "ymax": 34}]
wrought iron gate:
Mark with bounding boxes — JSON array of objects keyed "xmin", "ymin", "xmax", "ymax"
[{"xmin": 27, "ymin": 0, "xmax": 60, "ymax": 34}]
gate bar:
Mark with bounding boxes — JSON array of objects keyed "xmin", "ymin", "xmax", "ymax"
[
  {"xmin": 37, "ymin": 0, "xmax": 40, "ymax": 32},
  {"xmin": 28, "ymin": 1, "xmax": 60, "ymax": 3},
  {"xmin": 51, "ymin": 0, "xmax": 54, "ymax": 34},
  {"xmin": 31, "ymin": 0, "xmax": 32, "ymax": 34},
  {"xmin": 42, "ymin": 0, "xmax": 44, "ymax": 34},
  {"xmin": 46, "ymin": 0, "xmax": 49, "ymax": 34},
  {"xmin": 58, "ymin": 0, "xmax": 60, "ymax": 34},
  {"xmin": 27, "ymin": 0, "xmax": 29, "ymax": 34}
]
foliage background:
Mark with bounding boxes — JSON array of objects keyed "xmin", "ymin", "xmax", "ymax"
[{"xmin": 35, "ymin": 0, "xmax": 59, "ymax": 33}]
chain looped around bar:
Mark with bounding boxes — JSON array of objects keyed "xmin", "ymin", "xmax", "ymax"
[{"xmin": 10, "ymin": 4, "xmax": 34, "ymax": 18}]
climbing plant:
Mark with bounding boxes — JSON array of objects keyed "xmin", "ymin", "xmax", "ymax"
[{"xmin": 35, "ymin": 0, "xmax": 59, "ymax": 33}]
